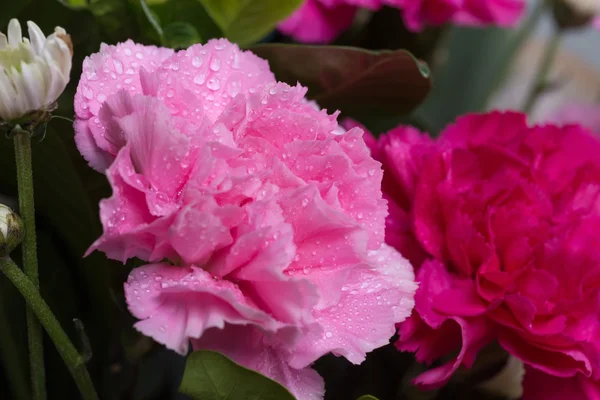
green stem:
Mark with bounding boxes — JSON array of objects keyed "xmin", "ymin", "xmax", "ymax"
[
  {"xmin": 13, "ymin": 129, "xmax": 45, "ymax": 400},
  {"xmin": 0, "ymin": 257, "xmax": 99, "ymax": 400},
  {"xmin": 522, "ymin": 27, "xmax": 562, "ymax": 114},
  {"xmin": 483, "ymin": 0, "xmax": 548, "ymax": 108}
]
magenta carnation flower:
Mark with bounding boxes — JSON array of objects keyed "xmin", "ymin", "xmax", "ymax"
[
  {"xmin": 361, "ymin": 112, "xmax": 600, "ymax": 399},
  {"xmin": 278, "ymin": 0, "xmax": 403, "ymax": 44},
  {"xmin": 74, "ymin": 39, "xmax": 417, "ymax": 399},
  {"xmin": 398, "ymin": 0, "xmax": 525, "ymax": 31},
  {"xmin": 278, "ymin": 0, "xmax": 524, "ymax": 43}
]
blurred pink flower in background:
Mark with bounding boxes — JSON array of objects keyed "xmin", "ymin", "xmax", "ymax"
[
  {"xmin": 550, "ymin": 102, "xmax": 600, "ymax": 134},
  {"xmin": 362, "ymin": 112, "xmax": 600, "ymax": 399},
  {"xmin": 74, "ymin": 39, "xmax": 417, "ymax": 399},
  {"xmin": 278, "ymin": 0, "xmax": 525, "ymax": 43},
  {"xmin": 399, "ymin": 0, "xmax": 526, "ymax": 31}
]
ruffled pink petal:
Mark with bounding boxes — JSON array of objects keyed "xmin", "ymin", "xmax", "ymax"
[
  {"xmin": 278, "ymin": 0, "xmax": 357, "ymax": 44},
  {"xmin": 193, "ymin": 325, "xmax": 325, "ymax": 400},
  {"xmin": 73, "ymin": 119, "xmax": 114, "ymax": 171},
  {"xmin": 125, "ymin": 264, "xmax": 283, "ymax": 355},
  {"xmin": 88, "ymin": 146, "xmax": 167, "ymax": 262},
  {"xmin": 412, "ymin": 317, "xmax": 494, "ymax": 388},
  {"xmin": 154, "ymin": 39, "xmax": 275, "ymax": 124},
  {"xmin": 74, "ymin": 41, "xmax": 173, "ymax": 171},
  {"xmin": 522, "ymin": 366, "xmax": 600, "ymax": 400},
  {"xmin": 104, "ymin": 93, "xmax": 195, "ymax": 203},
  {"xmin": 168, "ymin": 197, "xmax": 243, "ymax": 266},
  {"xmin": 397, "ymin": 260, "xmax": 494, "ymax": 388},
  {"xmin": 288, "ymin": 244, "xmax": 416, "ymax": 368},
  {"xmin": 222, "ymin": 200, "xmax": 319, "ymax": 327},
  {"xmin": 498, "ymin": 330, "xmax": 592, "ymax": 379}
]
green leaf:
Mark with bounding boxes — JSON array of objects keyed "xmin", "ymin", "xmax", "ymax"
[
  {"xmin": 358, "ymin": 396, "xmax": 381, "ymax": 400},
  {"xmin": 163, "ymin": 21, "xmax": 202, "ymax": 49},
  {"xmin": 179, "ymin": 351, "xmax": 296, "ymax": 400},
  {"xmin": 140, "ymin": 0, "xmax": 164, "ymax": 38},
  {"xmin": 197, "ymin": 0, "xmax": 302, "ymax": 45},
  {"xmin": 251, "ymin": 44, "xmax": 431, "ymax": 118},
  {"xmin": 150, "ymin": 0, "xmax": 221, "ymax": 42},
  {"xmin": 56, "ymin": 0, "xmax": 88, "ymax": 9}
]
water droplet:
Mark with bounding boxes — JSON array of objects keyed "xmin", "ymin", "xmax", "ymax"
[
  {"xmin": 303, "ymin": 266, "xmax": 311, "ymax": 275},
  {"xmin": 325, "ymin": 331, "xmax": 333, "ymax": 338},
  {"xmin": 124, "ymin": 48, "xmax": 132, "ymax": 56},
  {"xmin": 210, "ymin": 57, "xmax": 221, "ymax": 71},
  {"xmin": 368, "ymin": 169, "xmax": 376, "ymax": 176},
  {"xmin": 97, "ymin": 93, "xmax": 106, "ymax": 102},
  {"xmin": 82, "ymin": 85, "xmax": 94, "ymax": 100},
  {"xmin": 167, "ymin": 89, "xmax": 174, "ymax": 98},
  {"xmin": 113, "ymin": 59, "xmax": 124, "ymax": 74},
  {"xmin": 136, "ymin": 52, "xmax": 143, "ymax": 59},
  {"xmin": 207, "ymin": 77, "xmax": 220, "ymax": 91},
  {"xmin": 194, "ymin": 73, "xmax": 206, "ymax": 85},
  {"xmin": 192, "ymin": 56, "xmax": 202, "ymax": 67},
  {"xmin": 301, "ymin": 198, "xmax": 309, "ymax": 207},
  {"xmin": 269, "ymin": 86, "xmax": 278, "ymax": 95}
]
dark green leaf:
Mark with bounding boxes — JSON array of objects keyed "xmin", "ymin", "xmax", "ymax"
[
  {"xmin": 251, "ymin": 44, "xmax": 431, "ymax": 118},
  {"xmin": 179, "ymin": 351, "xmax": 296, "ymax": 400},
  {"xmin": 163, "ymin": 21, "xmax": 201, "ymax": 48},
  {"xmin": 150, "ymin": 0, "xmax": 221, "ymax": 42},
  {"xmin": 197, "ymin": 0, "xmax": 302, "ymax": 45}
]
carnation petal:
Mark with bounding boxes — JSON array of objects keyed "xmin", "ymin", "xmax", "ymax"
[
  {"xmin": 193, "ymin": 325, "xmax": 325, "ymax": 400},
  {"xmin": 289, "ymin": 244, "xmax": 416, "ymax": 368},
  {"xmin": 125, "ymin": 264, "xmax": 282, "ymax": 355}
]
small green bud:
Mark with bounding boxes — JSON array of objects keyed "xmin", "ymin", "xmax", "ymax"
[
  {"xmin": 553, "ymin": 0, "xmax": 599, "ymax": 30},
  {"xmin": 0, "ymin": 204, "xmax": 24, "ymax": 257}
]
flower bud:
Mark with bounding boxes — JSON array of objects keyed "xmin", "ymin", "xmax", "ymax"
[
  {"xmin": 0, "ymin": 19, "xmax": 72, "ymax": 125},
  {"xmin": 553, "ymin": 0, "xmax": 600, "ymax": 29},
  {"xmin": 0, "ymin": 204, "xmax": 24, "ymax": 257}
]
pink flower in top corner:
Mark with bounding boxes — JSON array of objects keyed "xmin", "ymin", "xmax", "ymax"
[
  {"xmin": 550, "ymin": 102, "xmax": 600, "ymax": 135},
  {"xmin": 74, "ymin": 38, "xmax": 417, "ymax": 399},
  {"xmin": 398, "ymin": 0, "xmax": 526, "ymax": 32},
  {"xmin": 278, "ymin": 0, "xmax": 404, "ymax": 44},
  {"xmin": 365, "ymin": 111, "xmax": 600, "ymax": 398}
]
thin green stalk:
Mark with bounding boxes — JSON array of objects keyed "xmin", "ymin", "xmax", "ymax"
[
  {"xmin": 0, "ymin": 257, "xmax": 99, "ymax": 400},
  {"xmin": 522, "ymin": 27, "xmax": 562, "ymax": 114},
  {"xmin": 483, "ymin": 0, "xmax": 548, "ymax": 108},
  {"xmin": 13, "ymin": 129, "xmax": 45, "ymax": 400}
]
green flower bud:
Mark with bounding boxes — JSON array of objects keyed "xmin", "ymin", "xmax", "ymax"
[
  {"xmin": 553, "ymin": 0, "xmax": 600, "ymax": 30},
  {"xmin": 0, "ymin": 204, "xmax": 24, "ymax": 257}
]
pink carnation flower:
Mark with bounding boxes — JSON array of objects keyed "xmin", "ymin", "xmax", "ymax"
[
  {"xmin": 362, "ymin": 112, "xmax": 600, "ymax": 399},
  {"xmin": 74, "ymin": 39, "xmax": 417, "ymax": 399},
  {"xmin": 398, "ymin": 0, "xmax": 525, "ymax": 31},
  {"xmin": 278, "ymin": 0, "xmax": 404, "ymax": 44},
  {"xmin": 550, "ymin": 102, "xmax": 600, "ymax": 135},
  {"xmin": 278, "ymin": 0, "xmax": 524, "ymax": 43}
]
